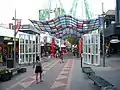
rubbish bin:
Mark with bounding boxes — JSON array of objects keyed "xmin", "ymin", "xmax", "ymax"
[{"xmin": 7, "ymin": 58, "xmax": 14, "ymax": 68}]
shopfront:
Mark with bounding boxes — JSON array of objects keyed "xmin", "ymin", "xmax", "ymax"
[
  {"xmin": 0, "ymin": 37, "xmax": 3, "ymax": 64},
  {"xmin": 0, "ymin": 36, "xmax": 19, "ymax": 65}
]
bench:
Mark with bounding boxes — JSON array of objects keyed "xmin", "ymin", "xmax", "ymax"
[
  {"xmin": 17, "ymin": 67, "xmax": 27, "ymax": 73},
  {"xmin": 101, "ymin": 86, "xmax": 117, "ymax": 90},
  {"xmin": 82, "ymin": 67, "xmax": 95, "ymax": 76},
  {"xmin": 89, "ymin": 75, "xmax": 114, "ymax": 89}
]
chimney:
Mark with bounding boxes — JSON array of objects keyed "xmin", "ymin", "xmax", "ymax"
[{"xmin": 115, "ymin": 0, "xmax": 120, "ymax": 24}]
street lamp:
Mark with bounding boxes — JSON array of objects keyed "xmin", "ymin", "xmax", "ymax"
[
  {"xmin": 12, "ymin": 9, "xmax": 17, "ymax": 68},
  {"xmin": 102, "ymin": 2, "xmax": 106, "ymax": 67},
  {"xmin": 12, "ymin": 9, "xmax": 21, "ymax": 68}
]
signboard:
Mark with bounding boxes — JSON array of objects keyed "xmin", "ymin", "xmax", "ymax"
[
  {"xmin": 16, "ymin": 19, "xmax": 21, "ymax": 31},
  {"xmin": 4, "ymin": 37, "xmax": 19, "ymax": 41},
  {"xmin": 98, "ymin": 16, "xmax": 103, "ymax": 25},
  {"xmin": 20, "ymin": 25, "xmax": 30, "ymax": 29},
  {"xmin": 13, "ymin": 38, "xmax": 19, "ymax": 41},
  {"xmin": 4, "ymin": 37, "xmax": 12, "ymax": 40}
]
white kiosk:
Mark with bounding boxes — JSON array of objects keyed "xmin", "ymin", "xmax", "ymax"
[
  {"xmin": 82, "ymin": 32, "xmax": 100, "ymax": 66},
  {"xmin": 18, "ymin": 34, "xmax": 40, "ymax": 64}
]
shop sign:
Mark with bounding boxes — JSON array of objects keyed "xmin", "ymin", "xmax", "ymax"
[
  {"xmin": 4, "ymin": 37, "xmax": 12, "ymax": 40},
  {"xmin": 20, "ymin": 25, "xmax": 30, "ymax": 29},
  {"xmin": 8, "ymin": 42, "xmax": 13, "ymax": 45}
]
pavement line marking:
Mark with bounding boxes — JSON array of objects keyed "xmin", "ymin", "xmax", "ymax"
[
  {"xmin": 51, "ymin": 81, "xmax": 66, "ymax": 89},
  {"xmin": 19, "ymin": 80, "xmax": 35, "ymax": 88},
  {"xmin": 56, "ymin": 75, "xmax": 68, "ymax": 80},
  {"xmin": 63, "ymin": 68, "xmax": 70, "ymax": 71},
  {"xmin": 30, "ymin": 61, "xmax": 59, "ymax": 80},
  {"xmin": 51, "ymin": 60, "xmax": 70, "ymax": 89},
  {"xmin": 65, "ymin": 59, "xmax": 74, "ymax": 90},
  {"xmin": 7, "ymin": 60, "xmax": 59, "ymax": 90},
  {"xmin": 59, "ymin": 71, "xmax": 69, "ymax": 75}
]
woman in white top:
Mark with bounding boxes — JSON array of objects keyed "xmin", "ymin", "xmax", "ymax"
[{"xmin": 35, "ymin": 56, "xmax": 43, "ymax": 84}]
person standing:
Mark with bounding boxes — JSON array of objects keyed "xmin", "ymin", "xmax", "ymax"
[
  {"xmin": 35, "ymin": 56, "xmax": 43, "ymax": 84},
  {"xmin": 105, "ymin": 42, "xmax": 110, "ymax": 57},
  {"xmin": 56, "ymin": 50, "xmax": 59, "ymax": 58},
  {"xmin": 2, "ymin": 54, "xmax": 7, "ymax": 66}
]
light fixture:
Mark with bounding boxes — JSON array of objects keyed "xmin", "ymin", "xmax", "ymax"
[
  {"xmin": 8, "ymin": 42, "xmax": 13, "ymax": 45},
  {"xmin": 110, "ymin": 39, "xmax": 120, "ymax": 43}
]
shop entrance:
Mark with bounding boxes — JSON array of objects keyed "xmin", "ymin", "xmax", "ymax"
[{"xmin": 7, "ymin": 42, "xmax": 13, "ymax": 58}]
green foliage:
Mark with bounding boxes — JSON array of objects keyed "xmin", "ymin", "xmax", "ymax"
[
  {"xmin": 67, "ymin": 36, "xmax": 79, "ymax": 45},
  {"xmin": 0, "ymin": 69, "xmax": 9, "ymax": 74}
]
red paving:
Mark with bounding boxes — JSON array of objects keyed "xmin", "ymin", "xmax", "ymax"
[{"xmin": 51, "ymin": 59, "xmax": 74, "ymax": 90}]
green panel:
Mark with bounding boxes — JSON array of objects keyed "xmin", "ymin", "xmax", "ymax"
[{"xmin": 39, "ymin": 9, "xmax": 50, "ymax": 20}]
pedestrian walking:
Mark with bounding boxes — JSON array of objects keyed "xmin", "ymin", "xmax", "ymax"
[
  {"xmin": 59, "ymin": 50, "xmax": 64, "ymax": 63},
  {"xmin": 35, "ymin": 56, "xmax": 43, "ymax": 84},
  {"xmin": 56, "ymin": 50, "xmax": 59, "ymax": 58}
]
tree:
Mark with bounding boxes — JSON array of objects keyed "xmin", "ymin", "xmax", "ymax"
[{"xmin": 67, "ymin": 36, "xmax": 79, "ymax": 45}]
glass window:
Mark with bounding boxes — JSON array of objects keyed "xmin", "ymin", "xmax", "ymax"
[
  {"xmin": 91, "ymin": 55, "xmax": 94, "ymax": 64},
  {"xmin": 20, "ymin": 54, "xmax": 24, "ymax": 63}
]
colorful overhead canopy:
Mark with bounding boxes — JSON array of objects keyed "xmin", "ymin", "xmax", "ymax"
[{"xmin": 29, "ymin": 15, "xmax": 100, "ymax": 39}]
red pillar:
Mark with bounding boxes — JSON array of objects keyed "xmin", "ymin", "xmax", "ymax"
[{"xmin": 51, "ymin": 38, "xmax": 55, "ymax": 58}]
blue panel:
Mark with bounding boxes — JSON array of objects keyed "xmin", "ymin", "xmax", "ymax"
[{"xmin": 116, "ymin": 0, "xmax": 120, "ymax": 23}]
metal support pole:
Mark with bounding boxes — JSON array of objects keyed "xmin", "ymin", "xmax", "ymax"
[
  {"xmin": 102, "ymin": 3, "xmax": 105, "ymax": 67},
  {"xmin": 18, "ymin": 34, "xmax": 21, "ymax": 64},
  {"xmin": 79, "ymin": 38, "xmax": 83, "ymax": 68},
  {"xmin": 60, "ymin": 39, "xmax": 61, "ymax": 51},
  {"xmin": 39, "ymin": 34, "xmax": 41, "ymax": 61},
  {"xmin": 13, "ymin": 9, "xmax": 16, "ymax": 68},
  {"xmin": 81, "ymin": 56, "xmax": 82, "ymax": 68}
]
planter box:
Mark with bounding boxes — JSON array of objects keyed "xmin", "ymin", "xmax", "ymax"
[
  {"xmin": 0, "ymin": 70, "xmax": 12, "ymax": 82},
  {"xmin": 10, "ymin": 68, "xmax": 20, "ymax": 76}
]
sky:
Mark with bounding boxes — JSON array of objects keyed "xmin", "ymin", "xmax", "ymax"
[{"xmin": 0, "ymin": 0, "xmax": 115, "ymax": 25}]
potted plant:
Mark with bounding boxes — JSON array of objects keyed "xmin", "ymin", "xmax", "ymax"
[{"xmin": 0, "ymin": 68, "xmax": 12, "ymax": 81}]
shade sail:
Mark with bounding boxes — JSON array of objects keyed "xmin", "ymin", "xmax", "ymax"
[{"xmin": 29, "ymin": 15, "xmax": 100, "ymax": 39}]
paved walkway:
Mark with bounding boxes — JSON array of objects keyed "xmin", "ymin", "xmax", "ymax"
[
  {"xmin": 0, "ymin": 52, "xmax": 120, "ymax": 90},
  {"xmin": 70, "ymin": 59, "xmax": 98, "ymax": 90},
  {"xmin": 0, "ymin": 59, "xmax": 59, "ymax": 90}
]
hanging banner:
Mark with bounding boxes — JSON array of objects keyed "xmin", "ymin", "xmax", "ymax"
[
  {"xmin": 16, "ymin": 19, "xmax": 21, "ymax": 31},
  {"xmin": 15, "ymin": 19, "xmax": 21, "ymax": 35},
  {"xmin": 98, "ymin": 16, "xmax": 103, "ymax": 25}
]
